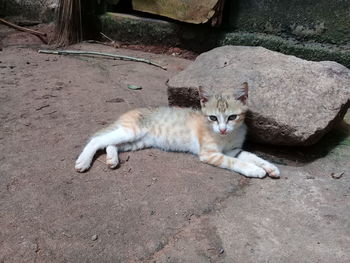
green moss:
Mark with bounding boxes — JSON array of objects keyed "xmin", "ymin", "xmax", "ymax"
[
  {"xmin": 219, "ymin": 32, "xmax": 350, "ymax": 68},
  {"xmin": 100, "ymin": 12, "xmax": 350, "ymax": 68},
  {"xmin": 0, "ymin": 0, "xmax": 41, "ymax": 18},
  {"xmin": 228, "ymin": 0, "xmax": 350, "ymax": 45}
]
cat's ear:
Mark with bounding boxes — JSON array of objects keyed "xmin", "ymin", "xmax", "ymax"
[
  {"xmin": 198, "ymin": 86, "xmax": 211, "ymax": 104},
  {"xmin": 235, "ymin": 82, "xmax": 249, "ymax": 104}
]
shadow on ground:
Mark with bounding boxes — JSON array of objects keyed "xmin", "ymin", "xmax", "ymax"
[{"xmin": 246, "ymin": 120, "xmax": 350, "ymax": 167}]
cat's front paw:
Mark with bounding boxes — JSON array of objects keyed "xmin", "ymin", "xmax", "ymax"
[
  {"xmin": 240, "ymin": 163, "xmax": 267, "ymax": 178},
  {"xmin": 75, "ymin": 154, "xmax": 91, "ymax": 173},
  {"xmin": 261, "ymin": 162, "xmax": 280, "ymax": 178}
]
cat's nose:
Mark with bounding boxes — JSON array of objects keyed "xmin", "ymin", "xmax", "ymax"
[{"xmin": 219, "ymin": 128, "xmax": 227, "ymax": 134}]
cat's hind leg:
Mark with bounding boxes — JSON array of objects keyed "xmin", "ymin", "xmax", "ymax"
[
  {"xmin": 227, "ymin": 150, "xmax": 280, "ymax": 178},
  {"xmin": 104, "ymin": 138, "xmax": 149, "ymax": 169},
  {"xmin": 75, "ymin": 126, "xmax": 144, "ymax": 172},
  {"xmin": 106, "ymin": 145, "xmax": 119, "ymax": 169}
]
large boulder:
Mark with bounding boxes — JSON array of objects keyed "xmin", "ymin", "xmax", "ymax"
[{"xmin": 167, "ymin": 46, "xmax": 350, "ymax": 146}]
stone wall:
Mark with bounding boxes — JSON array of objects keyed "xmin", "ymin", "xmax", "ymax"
[
  {"xmin": 0, "ymin": 0, "xmax": 58, "ymax": 21},
  {"xmin": 227, "ymin": 0, "xmax": 350, "ymax": 45}
]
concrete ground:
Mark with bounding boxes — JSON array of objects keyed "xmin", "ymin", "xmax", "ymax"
[{"xmin": 0, "ymin": 25, "xmax": 349, "ymax": 262}]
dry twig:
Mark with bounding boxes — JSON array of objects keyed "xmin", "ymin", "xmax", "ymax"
[
  {"xmin": 100, "ymin": 32, "xmax": 120, "ymax": 48},
  {"xmin": 38, "ymin": 49, "xmax": 167, "ymax": 70},
  {"xmin": 84, "ymin": 40, "xmax": 119, "ymax": 49},
  {"xmin": 0, "ymin": 18, "xmax": 48, "ymax": 44}
]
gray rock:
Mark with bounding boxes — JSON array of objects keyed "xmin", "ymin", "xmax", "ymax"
[{"xmin": 167, "ymin": 46, "xmax": 350, "ymax": 146}]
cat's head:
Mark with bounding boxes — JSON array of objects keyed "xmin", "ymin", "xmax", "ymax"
[{"xmin": 198, "ymin": 82, "xmax": 249, "ymax": 135}]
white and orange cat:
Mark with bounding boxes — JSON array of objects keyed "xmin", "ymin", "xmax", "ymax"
[{"xmin": 75, "ymin": 83, "xmax": 280, "ymax": 178}]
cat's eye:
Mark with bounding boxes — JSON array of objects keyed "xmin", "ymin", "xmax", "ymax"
[
  {"xmin": 209, "ymin": 115, "xmax": 218, "ymax": 121},
  {"xmin": 228, "ymin": 115, "xmax": 237, "ymax": 121}
]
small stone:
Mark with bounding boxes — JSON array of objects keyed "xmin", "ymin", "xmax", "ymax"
[
  {"xmin": 331, "ymin": 172, "xmax": 344, "ymax": 179},
  {"xmin": 219, "ymin": 248, "xmax": 225, "ymax": 254},
  {"xmin": 91, "ymin": 234, "xmax": 98, "ymax": 241},
  {"xmin": 155, "ymin": 241, "xmax": 164, "ymax": 252},
  {"xmin": 55, "ymin": 81, "xmax": 65, "ymax": 86},
  {"xmin": 127, "ymin": 84, "xmax": 142, "ymax": 90},
  {"xmin": 62, "ymin": 232, "xmax": 72, "ymax": 238},
  {"xmin": 106, "ymin": 98, "xmax": 125, "ymax": 103}
]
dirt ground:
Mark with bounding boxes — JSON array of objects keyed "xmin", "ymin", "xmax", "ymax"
[{"xmin": 1, "ymin": 24, "xmax": 350, "ymax": 263}]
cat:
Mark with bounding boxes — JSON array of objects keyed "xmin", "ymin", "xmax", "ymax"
[{"xmin": 75, "ymin": 82, "xmax": 280, "ymax": 178}]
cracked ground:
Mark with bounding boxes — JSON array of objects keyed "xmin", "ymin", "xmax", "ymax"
[{"xmin": 1, "ymin": 25, "xmax": 350, "ymax": 262}]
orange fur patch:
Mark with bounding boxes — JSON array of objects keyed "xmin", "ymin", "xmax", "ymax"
[
  {"xmin": 212, "ymin": 154, "xmax": 224, "ymax": 166},
  {"xmin": 189, "ymin": 114, "xmax": 206, "ymax": 146},
  {"xmin": 118, "ymin": 109, "xmax": 144, "ymax": 134}
]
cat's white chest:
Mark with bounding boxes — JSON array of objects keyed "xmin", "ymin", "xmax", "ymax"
[{"xmin": 221, "ymin": 124, "xmax": 247, "ymax": 152}]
